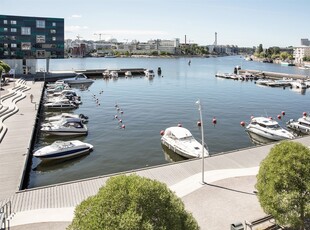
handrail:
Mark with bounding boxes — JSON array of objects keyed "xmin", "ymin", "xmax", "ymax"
[{"xmin": 0, "ymin": 201, "xmax": 12, "ymax": 229}]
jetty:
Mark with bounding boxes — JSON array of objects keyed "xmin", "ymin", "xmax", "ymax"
[
  {"xmin": 239, "ymin": 69, "xmax": 309, "ymax": 80},
  {"xmin": 1, "ymin": 78, "xmax": 308, "ymax": 229}
]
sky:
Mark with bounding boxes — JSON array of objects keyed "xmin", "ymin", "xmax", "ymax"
[{"xmin": 1, "ymin": 0, "xmax": 309, "ymax": 48}]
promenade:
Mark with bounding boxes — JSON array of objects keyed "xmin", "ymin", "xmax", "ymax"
[{"xmin": 1, "ymin": 78, "xmax": 310, "ymax": 229}]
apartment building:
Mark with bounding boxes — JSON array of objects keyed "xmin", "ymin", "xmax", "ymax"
[{"xmin": 0, "ymin": 15, "xmax": 64, "ymax": 73}]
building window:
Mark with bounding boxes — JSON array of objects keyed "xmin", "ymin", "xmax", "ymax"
[
  {"xmin": 11, "ymin": 28, "xmax": 17, "ymax": 32},
  {"xmin": 4, "ymin": 44, "xmax": 8, "ymax": 48},
  {"xmin": 21, "ymin": 27, "xmax": 31, "ymax": 35},
  {"xmin": 52, "ymin": 22, "xmax": 56, "ymax": 26},
  {"xmin": 36, "ymin": 50, "xmax": 46, "ymax": 58},
  {"xmin": 10, "ymin": 20, "xmax": 17, "ymax": 25},
  {"xmin": 4, "ymin": 51, "xmax": 9, "ymax": 55},
  {"xmin": 4, "ymin": 20, "xmax": 7, "ymax": 24},
  {"xmin": 52, "ymin": 37, "xmax": 56, "ymax": 41},
  {"xmin": 4, "ymin": 28, "xmax": 8, "ymax": 32},
  {"xmin": 11, "ymin": 43, "xmax": 17, "ymax": 48},
  {"xmin": 11, "ymin": 36, "xmax": 16, "ymax": 40},
  {"xmin": 50, "ymin": 29, "xmax": 56, "ymax": 34},
  {"xmin": 21, "ymin": 42, "xmax": 31, "ymax": 50},
  {"xmin": 36, "ymin": 35, "xmax": 46, "ymax": 43},
  {"xmin": 36, "ymin": 20, "xmax": 45, "ymax": 28}
]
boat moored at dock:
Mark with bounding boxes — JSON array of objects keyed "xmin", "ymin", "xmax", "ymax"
[
  {"xmin": 33, "ymin": 140, "xmax": 93, "ymax": 160},
  {"xmin": 287, "ymin": 115, "xmax": 310, "ymax": 134},
  {"xmin": 160, "ymin": 126, "xmax": 208, "ymax": 158},
  {"xmin": 244, "ymin": 117, "xmax": 294, "ymax": 141}
]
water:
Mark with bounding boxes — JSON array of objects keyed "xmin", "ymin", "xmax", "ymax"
[{"xmin": 27, "ymin": 56, "xmax": 310, "ymax": 188}]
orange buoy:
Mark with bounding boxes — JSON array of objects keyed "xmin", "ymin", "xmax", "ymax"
[
  {"xmin": 160, "ymin": 130, "xmax": 165, "ymax": 136},
  {"xmin": 240, "ymin": 121, "xmax": 245, "ymax": 127},
  {"xmin": 277, "ymin": 115, "xmax": 281, "ymax": 120}
]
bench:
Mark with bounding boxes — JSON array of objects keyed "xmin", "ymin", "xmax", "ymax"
[{"xmin": 245, "ymin": 215, "xmax": 274, "ymax": 230}]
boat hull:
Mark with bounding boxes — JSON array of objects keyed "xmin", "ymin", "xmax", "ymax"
[
  {"xmin": 246, "ymin": 128, "xmax": 291, "ymax": 141},
  {"xmin": 36, "ymin": 147, "xmax": 91, "ymax": 160}
]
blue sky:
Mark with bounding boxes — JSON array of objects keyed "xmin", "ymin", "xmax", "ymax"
[{"xmin": 2, "ymin": 0, "xmax": 309, "ymax": 47}]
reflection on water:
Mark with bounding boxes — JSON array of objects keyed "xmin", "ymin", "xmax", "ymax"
[
  {"xmin": 161, "ymin": 144, "xmax": 187, "ymax": 162},
  {"xmin": 33, "ymin": 154, "xmax": 90, "ymax": 173},
  {"xmin": 246, "ymin": 132, "xmax": 276, "ymax": 146}
]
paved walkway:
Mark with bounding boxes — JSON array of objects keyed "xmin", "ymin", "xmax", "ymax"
[{"xmin": 0, "ymin": 79, "xmax": 43, "ymax": 201}]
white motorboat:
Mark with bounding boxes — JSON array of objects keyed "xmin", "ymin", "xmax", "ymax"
[
  {"xmin": 245, "ymin": 117, "xmax": 294, "ymax": 141},
  {"xmin": 33, "ymin": 140, "xmax": 93, "ymax": 160},
  {"xmin": 45, "ymin": 113, "xmax": 88, "ymax": 123},
  {"xmin": 290, "ymin": 79, "xmax": 307, "ymax": 89},
  {"xmin": 63, "ymin": 73, "xmax": 94, "ymax": 85},
  {"xmin": 287, "ymin": 116, "xmax": 310, "ymax": 134},
  {"xmin": 46, "ymin": 84, "xmax": 71, "ymax": 94},
  {"xmin": 161, "ymin": 126, "xmax": 208, "ymax": 158},
  {"xmin": 46, "ymin": 80, "xmax": 66, "ymax": 88},
  {"xmin": 255, "ymin": 79, "xmax": 273, "ymax": 86},
  {"xmin": 44, "ymin": 100, "xmax": 78, "ymax": 110},
  {"xmin": 41, "ymin": 118, "xmax": 88, "ymax": 136},
  {"xmin": 125, "ymin": 71, "xmax": 132, "ymax": 77},
  {"xmin": 110, "ymin": 71, "xmax": 118, "ymax": 78},
  {"xmin": 144, "ymin": 69, "xmax": 155, "ymax": 78}
]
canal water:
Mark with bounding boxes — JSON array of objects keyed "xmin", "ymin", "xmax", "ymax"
[{"xmin": 27, "ymin": 56, "xmax": 310, "ymax": 188}]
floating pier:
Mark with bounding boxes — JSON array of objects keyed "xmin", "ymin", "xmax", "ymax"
[{"xmin": 239, "ymin": 69, "xmax": 309, "ymax": 80}]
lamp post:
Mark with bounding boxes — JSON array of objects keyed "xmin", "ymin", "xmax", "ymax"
[{"xmin": 196, "ymin": 99, "xmax": 205, "ymax": 184}]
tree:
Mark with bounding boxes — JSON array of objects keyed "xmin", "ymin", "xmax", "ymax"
[
  {"xmin": 0, "ymin": 60, "xmax": 11, "ymax": 76},
  {"xmin": 68, "ymin": 174, "xmax": 199, "ymax": 230},
  {"xmin": 280, "ymin": 52, "xmax": 290, "ymax": 61},
  {"xmin": 257, "ymin": 44, "xmax": 263, "ymax": 54},
  {"xmin": 256, "ymin": 141, "xmax": 310, "ymax": 230}
]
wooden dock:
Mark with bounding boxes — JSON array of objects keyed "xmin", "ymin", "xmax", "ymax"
[{"xmin": 239, "ymin": 69, "xmax": 309, "ymax": 80}]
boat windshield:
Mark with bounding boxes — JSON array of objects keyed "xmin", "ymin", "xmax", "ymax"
[
  {"xmin": 266, "ymin": 124, "xmax": 281, "ymax": 129},
  {"xmin": 179, "ymin": 136, "xmax": 194, "ymax": 141}
]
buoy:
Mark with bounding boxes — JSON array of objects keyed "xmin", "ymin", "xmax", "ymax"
[
  {"xmin": 160, "ymin": 130, "xmax": 165, "ymax": 136},
  {"xmin": 120, "ymin": 110, "xmax": 124, "ymax": 114},
  {"xmin": 178, "ymin": 123, "xmax": 182, "ymax": 127},
  {"xmin": 281, "ymin": 111, "xmax": 285, "ymax": 116},
  {"xmin": 212, "ymin": 117, "xmax": 217, "ymax": 125},
  {"xmin": 197, "ymin": 121, "xmax": 201, "ymax": 127},
  {"xmin": 303, "ymin": 112, "xmax": 307, "ymax": 117},
  {"xmin": 118, "ymin": 119, "xmax": 122, "ymax": 123},
  {"xmin": 277, "ymin": 115, "xmax": 281, "ymax": 120},
  {"xmin": 114, "ymin": 115, "xmax": 118, "ymax": 119},
  {"xmin": 240, "ymin": 121, "xmax": 245, "ymax": 127},
  {"xmin": 269, "ymin": 117, "xmax": 273, "ymax": 120},
  {"xmin": 121, "ymin": 124, "xmax": 125, "ymax": 129}
]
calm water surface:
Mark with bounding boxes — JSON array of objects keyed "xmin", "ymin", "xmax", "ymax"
[{"xmin": 27, "ymin": 56, "xmax": 310, "ymax": 188}]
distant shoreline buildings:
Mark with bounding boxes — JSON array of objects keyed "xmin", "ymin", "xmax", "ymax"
[{"xmin": 1, "ymin": 14, "xmax": 310, "ymax": 74}]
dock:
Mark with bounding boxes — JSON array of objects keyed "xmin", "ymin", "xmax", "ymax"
[
  {"xmin": 1, "ymin": 78, "xmax": 309, "ymax": 229},
  {"xmin": 239, "ymin": 69, "xmax": 309, "ymax": 80},
  {"xmin": 32, "ymin": 68, "xmax": 148, "ymax": 81}
]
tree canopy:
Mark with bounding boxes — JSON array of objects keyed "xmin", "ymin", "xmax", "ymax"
[
  {"xmin": 68, "ymin": 174, "xmax": 199, "ymax": 230},
  {"xmin": 0, "ymin": 60, "xmax": 11, "ymax": 76},
  {"xmin": 256, "ymin": 141, "xmax": 310, "ymax": 230}
]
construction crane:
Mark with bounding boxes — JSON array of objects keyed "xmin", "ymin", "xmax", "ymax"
[{"xmin": 94, "ymin": 33, "xmax": 112, "ymax": 41}]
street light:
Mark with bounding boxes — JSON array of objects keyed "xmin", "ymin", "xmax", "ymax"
[{"xmin": 196, "ymin": 99, "xmax": 206, "ymax": 184}]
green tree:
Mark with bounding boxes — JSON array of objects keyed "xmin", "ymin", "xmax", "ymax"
[
  {"xmin": 0, "ymin": 60, "xmax": 11, "ymax": 76},
  {"xmin": 256, "ymin": 141, "xmax": 310, "ymax": 230},
  {"xmin": 280, "ymin": 52, "xmax": 290, "ymax": 60},
  {"xmin": 257, "ymin": 44, "xmax": 263, "ymax": 54},
  {"xmin": 68, "ymin": 174, "xmax": 199, "ymax": 230}
]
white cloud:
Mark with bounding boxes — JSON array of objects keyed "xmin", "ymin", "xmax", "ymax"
[
  {"xmin": 95, "ymin": 30, "xmax": 168, "ymax": 36},
  {"xmin": 68, "ymin": 14, "xmax": 82, "ymax": 19},
  {"xmin": 65, "ymin": 25, "xmax": 88, "ymax": 33}
]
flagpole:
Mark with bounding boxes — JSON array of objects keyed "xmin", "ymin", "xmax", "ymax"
[{"xmin": 196, "ymin": 99, "xmax": 205, "ymax": 184}]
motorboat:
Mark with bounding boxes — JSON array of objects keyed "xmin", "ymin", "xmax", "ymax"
[
  {"xmin": 144, "ymin": 69, "xmax": 155, "ymax": 78},
  {"xmin": 255, "ymin": 79, "xmax": 273, "ymax": 86},
  {"xmin": 45, "ymin": 113, "xmax": 88, "ymax": 123},
  {"xmin": 63, "ymin": 73, "xmax": 94, "ymax": 85},
  {"xmin": 41, "ymin": 118, "xmax": 88, "ymax": 136},
  {"xmin": 286, "ymin": 116, "xmax": 310, "ymax": 134},
  {"xmin": 290, "ymin": 79, "xmax": 307, "ymax": 89},
  {"xmin": 110, "ymin": 71, "xmax": 118, "ymax": 78},
  {"xmin": 44, "ymin": 100, "xmax": 78, "ymax": 110},
  {"xmin": 245, "ymin": 117, "xmax": 294, "ymax": 141},
  {"xmin": 46, "ymin": 84, "xmax": 71, "ymax": 94},
  {"xmin": 33, "ymin": 140, "xmax": 93, "ymax": 160},
  {"xmin": 125, "ymin": 71, "xmax": 132, "ymax": 77},
  {"xmin": 160, "ymin": 126, "xmax": 208, "ymax": 158}
]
